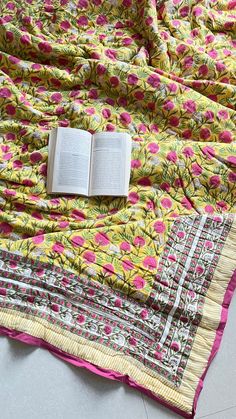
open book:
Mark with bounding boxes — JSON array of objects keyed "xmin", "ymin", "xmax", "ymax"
[{"xmin": 47, "ymin": 128, "xmax": 132, "ymax": 196}]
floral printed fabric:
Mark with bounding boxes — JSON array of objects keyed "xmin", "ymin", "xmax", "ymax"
[{"xmin": 0, "ymin": 0, "xmax": 235, "ymax": 417}]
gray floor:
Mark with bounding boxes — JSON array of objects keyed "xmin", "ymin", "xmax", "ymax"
[{"xmin": 0, "ymin": 293, "xmax": 235, "ymax": 419}]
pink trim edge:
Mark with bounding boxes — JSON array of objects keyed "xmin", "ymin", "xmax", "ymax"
[
  {"xmin": 193, "ymin": 268, "xmax": 236, "ymax": 417},
  {"xmin": 0, "ymin": 269, "xmax": 235, "ymax": 419}
]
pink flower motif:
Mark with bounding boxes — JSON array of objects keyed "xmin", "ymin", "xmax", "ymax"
[
  {"xmin": 32, "ymin": 235, "xmax": 44, "ymax": 245},
  {"xmin": 120, "ymin": 241, "xmax": 131, "ymax": 252},
  {"xmin": 150, "ymin": 124, "xmax": 159, "ymax": 133},
  {"xmin": 128, "ymin": 73, "xmax": 138, "ymax": 85},
  {"xmin": 202, "ymin": 146, "xmax": 215, "ymax": 159},
  {"xmin": 3, "ymin": 152, "xmax": 12, "ymax": 160},
  {"xmin": 210, "ymin": 175, "xmax": 220, "ymax": 188},
  {"xmin": 0, "ymin": 288, "xmax": 7, "ymax": 296},
  {"xmin": 20, "ymin": 34, "xmax": 30, "ymax": 45},
  {"xmin": 51, "ymin": 304, "xmax": 60, "ymax": 312},
  {"xmin": 104, "ymin": 325, "xmax": 112, "ymax": 335},
  {"xmin": 51, "ymin": 93, "xmax": 62, "ymax": 103},
  {"xmin": 196, "ymin": 265, "xmax": 204, "ymax": 274},
  {"xmin": 171, "ymin": 341, "xmax": 180, "ymax": 352},
  {"xmin": 183, "ymin": 100, "xmax": 196, "ymax": 113},
  {"xmin": 128, "ymin": 192, "xmax": 139, "ymax": 204},
  {"xmin": 182, "ymin": 129, "xmax": 192, "ymax": 139},
  {"xmin": 106, "ymin": 123, "xmax": 115, "ymax": 132},
  {"xmin": 117, "ymin": 97, "xmax": 127, "ymax": 107},
  {"xmin": 58, "ymin": 221, "xmax": 69, "ymax": 228},
  {"xmin": 96, "ymin": 14, "xmax": 108, "ymax": 25},
  {"xmin": 95, "ymin": 232, "xmax": 109, "ymax": 246},
  {"xmin": 122, "ymin": 259, "xmax": 134, "ymax": 271},
  {"xmin": 120, "ymin": 112, "xmax": 131, "ymax": 125},
  {"xmin": 52, "ymin": 242, "xmax": 64, "ymax": 254},
  {"xmin": 131, "ymin": 159, "xmax": 141, "ymax": 169},
  {"xmin": 105, "ymin": 49, "xmax": 117, "ymax": 60},
  {"xmin": 154, "ymin": 221, "xmax": 166, "ymax": 233},
  {"xmin": 183, "ymin": 56, "xmax": 193, "ymax": 68},
  {"xmin": 217, "ymin": 109, "xmax": 229, "ymax": 119},
  {"xmin": 216, "ymin": 62, "xmax": 226, "ymax": 72},
  {"xmin": 228, "ymin": 0, "xmax": 236, "ymax": 9},
  {"xmin": 154, "ymin": 351, "xmax": 163, "ymax": 361},
  {"xmin": 103, "ymin": 264, "xmax": 114, "ymax": 276},
  {"xmin": 181, "ymin": 197, "xmax": 193, "ymax": 210},
  {"xmin": 77, "ymin": 0, "xmax": 88, "ymax": 7},
  {"xmin": 71, "ymin": 209, "xmax": 85, "ymax": 220},
  {"xmin": 4, "ymin": 188, "xmax": 16, "ymax": 196},
  {"xmin": 204, "ymin": 110, "xmax": 214, "ymax": 121},
  {"xmin": 200, "ymin": 127, "xmax": 211, "ymax": 140},
  {"xmin": 192, "ymin": 163, "xmax": 202, "ymax": 176},
  {"xmin": 77, "ymin": 16, "xmax": 88, "ymax": 26},
  {"xmin": 71, "ymin": 235, "xmax": 85, "ymax": 247},
  {"xmin": 14, "ymin": 203, "xmax": 25, "ymax": 212},
  {"xmin": 88, "ymin": 89, "xmax": 98, "ymax": 99},
  {"xmin": 138, "ymin": 123, "xmax": 147, "ymax": 133},
  {"xmin": 176, "ymin": 44, "xmax": 186, "ymax": 54},
  {"xmin": 133, "ymin": 275, "xmax": 146, "ymax": 289},
  {"xmin": 138, "ymin": 177, "xmax": 151, "ymax": 187},
  {"xmin": 85, "ymin": 108, "xmax": 95, "ymax": 116},
  {"xmin": 148, "ymin": 143, "xmax": 159, "ymax": 154},
  {"xmin": 127, "ymin": 337, "xmax": 137, "ymax": 348},
  {"xmin": 77, "ymin": 314, "xmax": 85, "ymax": 324},
  {"xmin": 114, "ymin": 298, "xmax": 122, "ymax": 308},
  {"xmin": 123, "ymin": 0, "xmax": 132, "ymax": 6},
  {"xmin": 83, "ymin": 251, "xmax": 96, "ymax": 263},
  {"xmin": 0, "ymin": 87, "xmax": 11, "ymax": 98},
  {"xmin": 60, "ymin": 20, "xmax": 71, "ymax": 30},
  {"xmin": 160, "ymin": 182, "xmax": 171, "ymax": 192},
  {"xmin": 198, "ymin": 64, "xmax": 208, "ymax": 76},
  {"xmin": 122, "ymin": 37, "xmax": 133, "ymax": 46},
  {"xmin": 147, "ymin": 74, "xmax": 160, "ymax": 88},
  {"xmin": 96, "ymin": 64, "xmax": 106, "ymax": 75},
  {"xmin": 30, "ymin": 152, "xmax": 42, "ymax": 163},
  {"xmin": 183, "ymin": 147, "xmax": 194, "ymax": 158},
  {"xmin": 169, "ymin": 116, "xmax": 179, "ymax": 127},
  {"xmin": 177, "ymin": 231, "xmax": 185, "ymax": 238},
  {"xmin": 143, "ymin": 256, "xmax": 157, "ymax": 270},
  {"xmin": 9, "ymin": 56, "xmax": 20, "ymax": 65},
  {"xmin": 39, "ymin": 163, "xmax": 47, "ymax": 176},
  {"xmin": 167, "ymin": 151, "xmax": 177, "ymax": 163},
  {"xmin": 168, "ymin": 254, "xmax": 177, "ymax": 262},
  {"xmin": 219, "ymin": 130, "xmax": 232, "ymax": 143},
  {"xmin": 134, "ymin": 91, "xmax": 144, "ymax": 100},
  {"xmin": 6, "ymin": 104, "xmax": 16, "ymax": 115},
  {"xmin": 205, "ymin": 205, "xmax": 214, "ymax": 214},
  {"xmin": 38, "ymin": 41, "xmax": 52, "ymax": 53},
  {"xmin": 6, "ymin": 133, "xmax": 16, "ymax": 141},
  {"xmin": 216, "ymin": 201, "xmax": 228, "ymax": 211},
  {"xmin": 102, "ymin": 108, "xmax": 111, "ymax": 119},
  {"xmin": 228, "ymin": 172, "xmax": 236, "ymax": 183},
  {"xmin": 168, "ymin": 83, "xmax": 178, "ymax": 93},
  {"xmin": 163, "ymin": 100, "xmax": 174, "ymax": 111},
  {"xmin": 205, "ymin": 34, "xmax": 215, "ymax": 44},
  {"xmin": 161, "ymin": 198, "xmax": 172, "ymax": 209},
  {"xmin": 133, "ymin": 236, "xmax": 145, "ymax": 247},
  {"xmin": 140, "ymin": 309, "xmax": 148, "ymax": 319},
  {"xmin": 110, "ymin": 76, "xmax": 119, "ymax": 87},
  {"xmin": 174, "ymin": 178, "xmax": 183, "ymax": 188},
  {"xmin": 180, "ymin": 5, "xmax": 189, "ymax": 17},
  {"xmin": 205, "ymin": 240, "xmax": 213, "ymax": 249},
  {"xmin": 0, "ymin": 222, "xmax": 12, "ymax": 234}
]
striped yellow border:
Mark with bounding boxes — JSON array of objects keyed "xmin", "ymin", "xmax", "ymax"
[{"xmin": 0, "ymin": 219, "xmax": 235, "ymax": 416}]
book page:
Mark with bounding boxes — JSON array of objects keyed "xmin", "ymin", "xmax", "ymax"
[
  {"xmin": 89, "ymin": 132, "xmax": 131, "ymax": 196},
  {"xmin": 47, "ymin": 128, "xmax": 57, "ymax": 194},
  {"xmin": 51, "ymin": 128, "xmax": 92, "ymax": 195}
]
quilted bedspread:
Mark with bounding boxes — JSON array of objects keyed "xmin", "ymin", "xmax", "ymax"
[{"xmin": 0, "ymin": 0, "xmax": 235, "ymax": 417}]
